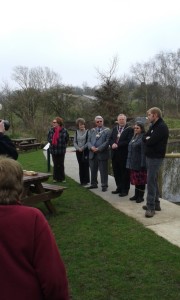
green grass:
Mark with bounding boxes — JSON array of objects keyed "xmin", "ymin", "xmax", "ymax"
[
  {"xmin": 18, "ymin": 150, "xmax": 180, "ymax": 300},
  {"xmin": 164, "ymin": 118, "xmax": 180, "ymax": 129}
]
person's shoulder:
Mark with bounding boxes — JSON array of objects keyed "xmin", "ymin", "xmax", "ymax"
[
  {"xmin": 15, "ymin": 205, "xmax": 45, "ymax": 219},
  {"xmin": 89, "ymin": 128, "xmax": 96, "ymax": 132},
  {"xmin": 0, "ymin": 133, "xmax": 9, "ymax": 140},
  {"xmin": 126, "ymin": 124, "xmax": 133, "ymax": 130},
  {"xmin": 158, "ymin": 118, "xmax": 169, "ymax": 129},
  {"xmin": 103, "ymin": 126, "xmax": 110, "ymax": 131}
]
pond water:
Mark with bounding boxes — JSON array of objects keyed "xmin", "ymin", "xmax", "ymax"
[
  {"xmin": 162, "ymin": 141, "xmax": 180, "ymax": 202},
  {"xmin": 162, "ymin": 157, "xmax": 180, "ymax": 202}
]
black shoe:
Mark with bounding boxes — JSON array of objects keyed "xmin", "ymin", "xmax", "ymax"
[
  {"xmin": 136, "ymin": 198, "xmax": 144, "ymax": 203},
  {"xmin": 119, "ymin": 192, "xmax": 128, "ymax": 197},
  {"xmin": 145, "ymin": 209, "xmax": 155, "ymax": 218},
  {"xmin": 87, "ymin": 185, "xmax": 98, "ymax": 189},
  {"xmin": 102, "ymin": 187, "xmax": 107, "ymax": 192},
  {"xmin": 142, "ymin": 205, "xmax": 161, "ymax": 211},
  {"xmin": 112, "ymin": 190, "xmax": 120, "ymax": 194},
  {"xmin": 129, "ymin": 195, "xmax": 138, "ymax": 201}
]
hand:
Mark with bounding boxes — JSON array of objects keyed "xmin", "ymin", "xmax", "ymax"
[
  {"xmin": 91, "ymin": 146, "xmax": 98, "ymax": 152},
  {"xmin": 112, "ymin": 143, "xmax": 118, "ymax": 149},
  {"xmin": 0, "ymin": 121, "xmax": 5, "ymax": 133}
]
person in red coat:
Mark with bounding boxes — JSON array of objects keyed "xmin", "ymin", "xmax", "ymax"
[{"xmin": 0, "ymin": 156, "xmax": 69, "ymax": 300}]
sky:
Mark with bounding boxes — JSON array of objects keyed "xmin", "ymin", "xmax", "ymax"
[{"xmin": 0, "ymin": 0, "xmax": 180, "ymax": 88}]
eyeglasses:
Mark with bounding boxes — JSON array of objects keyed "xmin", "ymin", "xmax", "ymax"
[{"xmin": 96, "ymin": 120, "xmax": 103, "ymax": 123}]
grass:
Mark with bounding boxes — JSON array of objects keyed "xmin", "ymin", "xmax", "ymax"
[
  {"xmin": 164, "ymin": 118, "xmax": 180, "ymax": 129},
  {"xmin": 18, "ymin": 150, "xmax": 180, "ymax": 300}
]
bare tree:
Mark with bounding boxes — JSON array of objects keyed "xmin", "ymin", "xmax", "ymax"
[
  {"xmin": 155, "ymin": 50, "xmax": 180, "ymax": 114},
  {"xmin": 131, "ymin": 60, "xmax": 157, "ymax": 112},
  {"xmin": 12, "ymin": 66, "xmax": 61, "ymax": 90},
  {"xmin": 95, "ymin": 56, "xmax": 131, "ymax": 124}
]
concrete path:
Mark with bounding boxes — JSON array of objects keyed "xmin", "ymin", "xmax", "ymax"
[{"xmin": 44, "ymin": 148, "xmax": 180, "ymax": 248}]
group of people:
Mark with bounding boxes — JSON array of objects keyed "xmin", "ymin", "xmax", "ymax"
[
  {"xmin": 0, "ymin": 107, "xmax": 169, "ymax": 299},
  {"xmin": 46, "ymin": 107, "xmax": 169, "ymax": 220},
  {"xmin": 72, "ymin": 107, "xmax": 169, "ymax": 218}
]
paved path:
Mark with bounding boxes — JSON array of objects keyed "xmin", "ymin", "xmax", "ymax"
[{"xmin": 44, "ymin": 148, "xmax": 180, "ymax": 248}]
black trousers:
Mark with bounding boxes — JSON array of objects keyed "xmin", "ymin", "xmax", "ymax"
[
  {"xmin": 76, "ymin": 151, "xmax": 90, "ymax": 184},
  {"xmin": 52, "ymin": 153, "xmax": 65, "ymax": 181},
  {"xmin": 112, "ymin": 156, "xmax": 130, "ymax": 193}
]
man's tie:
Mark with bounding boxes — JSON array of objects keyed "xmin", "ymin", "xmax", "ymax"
[{"xmin": 119, "ymin": 127, "xmax": 123, "ymax": 133}]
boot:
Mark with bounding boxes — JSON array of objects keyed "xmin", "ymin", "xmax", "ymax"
[
  {"xmin": 136, "ymin": 185, "xmax": 145, "ymax": 203},
  {"xmin": 129, "ymin": 186, "xmax": 139, "ymax": 201}
]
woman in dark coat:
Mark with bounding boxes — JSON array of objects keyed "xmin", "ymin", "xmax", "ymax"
[
  {"xmin": 48, "ymin": 117, "xmax": 69, "ymax": 182},
  {"xmin": 126, "ymin": 122, "xmax": 147, "ymax": 203}
]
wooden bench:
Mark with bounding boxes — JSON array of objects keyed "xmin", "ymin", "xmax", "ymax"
[
  {"xmin": 42, "ymin": 183, "xmax": 67, "ymax": 192},
  {"xmin": 19, "ymin": 143, "xmax": 41, "ymax": 151},
  {"xmin": 26, "ymin": 183, "xmax": 66, "ymax": 214}
]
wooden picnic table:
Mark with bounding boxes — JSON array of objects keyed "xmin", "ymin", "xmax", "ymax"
[
  {"xmin": 12, "ymin": 138, "xmax": 41, "ymax": 151},
  {"xmin": 22, "ymin": 172, "xmax": 65, "ymax": 214}
]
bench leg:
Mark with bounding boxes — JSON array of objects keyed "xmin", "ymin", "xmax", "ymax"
[{"xmin": 44, "ymin": 200, "xmax": 57, "ymax": 214}]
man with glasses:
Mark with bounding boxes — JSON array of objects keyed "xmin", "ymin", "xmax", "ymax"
[
  {"xmin": 110, "ymin": 114, "xmax": 134, "ymax": 197},
  {"xmin": 87, "ymin": 116, "xmax": 110, "ymax": 192}
]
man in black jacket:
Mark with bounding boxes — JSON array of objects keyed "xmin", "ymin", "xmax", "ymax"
[
  {"xmin": 0, "ymin": 121, "xmax": 18, "ymax": 160},
  {"xmin": 109, "ymin": 114, "xmax": 134, "ymax": 197},
  {"xmin": 142, "ymin": 107, "xmax": 169, "ymax": 218}
]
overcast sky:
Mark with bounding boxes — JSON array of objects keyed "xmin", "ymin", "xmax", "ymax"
[{"xmin": 0, "ymin": 0, "xmax": 180, "ymax": 88}]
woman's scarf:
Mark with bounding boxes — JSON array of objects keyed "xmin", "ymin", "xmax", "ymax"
[{"xmin": 52, "ymin": 126, "xmax": 62, "ymax": 145}]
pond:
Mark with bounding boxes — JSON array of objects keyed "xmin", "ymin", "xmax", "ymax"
[
  {"xmin": 167, "ymin": 141, "xmax": 180, "ymax": 153},
  {"xmin": 162, "ymin": 157, "xmax": 180, "ymax": 202}
]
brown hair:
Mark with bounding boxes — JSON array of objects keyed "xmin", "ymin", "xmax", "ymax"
[
  {"xmin": 135, "ymin": 122, "xmax": 146, "ymax": 133},
  {"xmin": 0, "ymin": 156, "xmax": 23, "ymax": 204},
  {"xmin": 76, "ymin": 118, "xmax": 86, "ymax": 126},
  {"xmin": 55, "ymin": 117, "xmax": 63, "ymax": 126}
]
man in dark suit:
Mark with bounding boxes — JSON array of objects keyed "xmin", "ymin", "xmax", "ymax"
[
  {"xmin": 87, "ymin": 116, "xmax": 110, "ymax": 192},
  {"xmin": 110, "ymin": 114, "xmax": 134, "ymax": 197}
]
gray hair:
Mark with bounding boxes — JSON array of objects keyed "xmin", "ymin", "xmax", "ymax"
[
  {"xmin": 117, "ymin": 114, "xmax": 127, "ymax": 121},
  {"xmin": 95, "ymin": 115, "xmax": 103, "ymax": 121}
]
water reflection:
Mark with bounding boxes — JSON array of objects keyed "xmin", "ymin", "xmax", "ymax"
[
  {"xmin": 162, "ymin": 157, "xmax": 180, "ymax": 202},
  {"xmin": 167, "ymin": 142, "xmax": 180, "ymax": 153}
]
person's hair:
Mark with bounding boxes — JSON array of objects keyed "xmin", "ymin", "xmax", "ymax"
[
  {"xmin": 76, "ymin": 118, "xmax": 86, "ymax": 126},
  {"xmin": 0, "ymin": 156, "xmax": 23, "ymax": 204},
  {"xmin": 147, "ymin": 107, "xmax": 162, "ymax": 118},
  {"xmin": 117, "ymin": 114, "xmax": 127, "ymax": 121},
  {"xmin": 95, "ymin": 115, "xmax": 103, "ymax": 121},
  {"xmin": 135, "ymin": 122, "xmax": 145, "ymax": 133},
  {"xmin": 55, "ymin": 117, "xmax": 63, "ymax": 126}
]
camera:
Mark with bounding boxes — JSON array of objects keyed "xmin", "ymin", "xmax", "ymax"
[{"xmin": 0, "ymin": 119, "xmax": 10, "ymax": 131}]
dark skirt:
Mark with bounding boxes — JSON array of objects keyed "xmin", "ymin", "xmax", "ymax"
[{"xmin": 130, "ymin": 169, "xmax": 147, "ymax": 185}]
